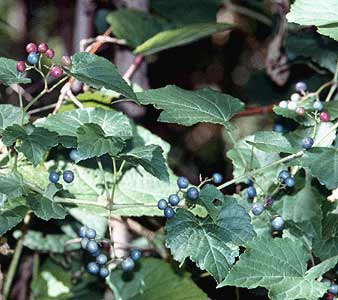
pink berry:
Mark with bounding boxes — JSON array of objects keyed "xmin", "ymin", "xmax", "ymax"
[
  {"xmin": 61, "ymin": 56, "xmax": 72, "ymax": 67},
  {"xmin": 16, "ymin": 61, "xmax": 26, "ymax": 73},
  {"xmin": 45, "ymin": 49, "xmax": 55, "ymax": 59},
  {"xmin": 38, "ymin": 43, "xmax": 48, "ymax": 53},
  {"xmin": 26, "ymin": 42, "xmax": 37, "ymax": 53},
  {"xmin": 50, "ymin": 66, "xmax": 63, "ymax": 78},
  {"xmin": 296, "ymin": 107, "xmax": 305, "ymax": 116},
  {"xmin": 320, "ymin": 111, "xmax": 330, "ymax": 122}
]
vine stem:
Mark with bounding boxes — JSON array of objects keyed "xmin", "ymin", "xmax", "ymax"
[
  {"xmin": 3, "ymin": 214, "xmax": 31, "ymax": 300},
  {"xmin": 325, "ymin": 59, "xmax": 338, "ymax": 102}
]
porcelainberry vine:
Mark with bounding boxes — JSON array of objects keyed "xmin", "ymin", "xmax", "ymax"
[{"xmin": 1, "ymin": 2, "xmax": 338, "ymax": 299}]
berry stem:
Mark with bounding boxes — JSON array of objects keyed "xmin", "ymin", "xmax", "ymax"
[{"xmin": 325, "ymin": 59, "xmax": 338, "ymax": 102}]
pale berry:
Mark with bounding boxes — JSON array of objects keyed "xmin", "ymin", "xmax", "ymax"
[
  {"xmin": 288, "ymin": 101, "xmax": 297, "ymax": 111},
  {"xmin": 278, "ymin": 101, "xmax": 288, "ymax": 109},
  {"xmin": 290, "ymin": 93, "xmax": 301, "ymax": 102},
  {"xmin": 296, "ymin": 107, "xmax": 305, "ymax": 116},
  {"xmin": 61, "ymin": 55, "xmax": 72, "ymax": 67},
  {"xmin": 295, "ymin": 81, "xmax": 307, "ymax": 93}
]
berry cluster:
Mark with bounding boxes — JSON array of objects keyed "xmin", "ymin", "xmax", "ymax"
[
  {"xmin": 278, "ymin": 81, "xmax": 331, "ymax": 124},
  {"xmin": 79, "ymin": 226, "xmax": 110, "ymax": 278},
  {"xmin": 49, "ymin": 170, "xmax": 74, "ymax": 184},
  {"xmin": 278, "ymin": 170, "xmax": 295, "ymax": 188},
  {"xmin": 16, "ymin": 42, "xmax": 64, "ymax": 79},
  {"xmin": 120, "ymin": 249, "xmax": 142, "ymax": 272}
]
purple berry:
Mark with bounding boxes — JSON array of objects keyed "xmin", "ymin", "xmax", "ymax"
[
  {"xmin": 38, "ymin": 43, "xmax": 48, "ymax": 53},
  {"xmin": 16, "ymin": 61, "xmax": 26, "ymax": 73},
  {"xmin": 50, "ymin": 66, "xmax": 63, "ymax": 78},
  {"xmin": 320, "ymin": 111, "xmax": 330, "ymax": 122},
  {"xmin": 45, "ymin": 48, "xmax": 55, "ymax": 59},
  {"xmin": 26, "ymin": 43, "xmax": 37, "ymax": 53},
  {"xmin": 295, "ymin": 82, "xmax": 307, "ymax": 93}
]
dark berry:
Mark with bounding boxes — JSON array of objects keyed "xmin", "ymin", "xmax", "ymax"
[
  {"xmin": 96, "ymin": 254, "xmax": 108, "ymax": 265},
  {"xmin": 80, "ymin": 238, "xmax": 89, "ymax": 249},
  {"xmin": 320, "ymin": 111, "xmax": 330, "ymax": 122},
  {"xmin": 45, "ymin": 48, "xmax": 55, "ymax": 59},
  {"xmin": 61, "ymin": 55, "xmax": 72, "ymax": 67},
  {"xmin": 168, "ymin": 194, "xmax": 180, "ymax": 206},
  {"xmin": 49, "ymin": 171, "xmax": 59, "ymax": 183},
  {"xmin": 121, "ymin": 258, "xmax": 135, "ymax": 272},
  {"xmin": 212, "ymin": 173, "xmax": 223, "ymax": 184},
  {"xmin": 278, "ymin": 170, "xmax": 290, "ymax": 181},
  {"xmin": 86, "ymin": 228, "xmax": 96, "ymax": 239},
  {"xmin": 271, "ymin": 216, "xmax": 285, "ymax": 231},
  {"xmin": 302, "ymin": 137, "xmax": 314, "ymax": 150},
  {"xmin": 79, "ymin": 226, "xmax": 88, "ymax": 238},
  {"xmin": 246, "ymin": 178, "xmax": 254, "ymax": 186},
  {"xmin": 273, "ymin": 124, "xmax": 284, "ymax": 133},
  {"xmin": 99, "ymin": 267, "xmax": 110, "ymax": 278},
  {"xmin": 63, "ymin": 170, "xmax": 74, "ymax": 183},
  {"xmin": 285, "ymin": 177, "xmax": 295, "ymax": 188},
  {"xmin": 296, "ymin": 107, "xmax": 305, "ymax": 116},
  {"xmin": 26, "ymin": 42, "xmax": 37, "ymax": 53},
  {"xmin": 329, "ymin": 283, "xmax": 338, "ymax": 295},
  {"xmin": 87, "ymin": 262, "xmax": 100, "ymax": 275},
  {"xmin": 187, "ymin": 187, "xmax": 199, "ymax": 201},
  {"xmin": 295, "ymin": 81, "xmax": 307, "ymax": 93},
  {"xmin": 130, "ymin": 249, "xmax": 141, "ymax": 261},
  {"xmin": 16, "ymin": 61, "xmax": 26, "ymax": 73},
  {"xmin": 86, "ymin": 240, "xmax": 99, "ymax": 253},
  {"xmin": 251, "ymin": 203, "xmax": 264, "ymax": 216},
  {"xmin": 91, "ymin": 250, "xmax": 101, "ymax": 257},
  {"xmin": 50, "ymin": 66, "xmax": 63, "ymax": 78},
  {"xmin": 247, "ymin": 186, "xmax": 257, "ymax": 199},
  {"xmin": 313, "ymin": 101, "xmax": 323, "ymax": 111},
  {"xmin": 264, "ymin": 196, "xmax": 274, "ymax": 208},
  {"xmin": 27, "ymin": 52, "xmax": 39, "ymax": 65},
  {"xmin": 164, "ymin": 207, "xmax": 175, "ymax": 219},
  {"xmin": 327, "ymin": 293, "xmax": 335, "ymax": 300},
  {"xmin": 157, "ymin": 199, "xmax": 168, "ymax": 210},
  {"xmin": 37, "ymin": 43, "xmax": 48, "ymax": 53},
  {"xmin": 177, "ymin": 176, "xmax": 189, "ymax": 189},
  {"xmin": 69, "ymin": 149, "xmax": 79, "ymax": 161}
]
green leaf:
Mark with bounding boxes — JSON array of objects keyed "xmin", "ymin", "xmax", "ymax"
[
  {"xmin": 0, "ymin": 206, "xmax": 28, "ymax": 235},
  {"xmin": 67, "ymin": 52, "xmax": 136, "ymax": 99},
  {"xmin": 248, "ymin": 131, "xmax": 296, "ymax": 153},
  {"xmin": 198, "ymin": 184, "xmax": 225, "ymax": 222},
  {"xmin": 151, "ymin": 0, "xmax": 220, "ymax": 24},
  {"xmin": 135, "ymin": 23, "xmax": 232, "ymax": 55},
  {"xmin": 28, "ymin": 193, "xmax": 67, "ymax": 221},
  {"xmin": 76, "ymin": 123, "xmax": 125, "ymax": 161},
  {"xmin": 106, "ymin": 9, "xmax": 166, "ymax": 48},
  {"xmin": 137, "ymin": 85, "xmax": 244, "ymax": 128},
  {"xmin": 287, "ymin": 0, "xmax": 338, "ymax": 41},
  {"xmin": 35, "ymin": 108, "xmax": 132, "ymax": 142},
  {"xmin": 0, "ymin": 104, "xmax": 28, "ymax": 133},
  {"xmin": 0, "ymin": 172, "xmax": 25, "ymax": 200},
  {"xmin": 119, "ymin": 144, "xmax": 169, "ymax": 181},
  {"xmin": 219, "ymin": 237, "xmax": 329, "ymax": 300},
  {"xmin": 166, "ymin": 196, "xmax": 255, "ymax": 283},
  {"xmin": 13, "ymin": 230, "xmax": 78, "ymax": 253},
  {"xmin": 0, "ymin": 57, "xmax": 31, "ymax": 86},
  {"xmin": 107, "ymin": 258, "xmax": 207, "ymax": 300},
  {"xmin": 273, "ymin": 106, "xmax": 315, "ymax": 126},
  {"xmin": 3, "ymin": 125, "xmax": 58, "ymax": 166},
  {"xmin": 313, "ymin": 212, "xmax": 338, "ymax": 260},
  {"xmin": 300, "ymin": 147, "xmax": 338, "ymax": 189}
]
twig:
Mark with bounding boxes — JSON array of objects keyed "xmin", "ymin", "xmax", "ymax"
[
  {"xmin": 80, "ymin": 35, "xmax": 126, "ymax": 52},
  {"xmin": 123, "ymin": 55, "xmax": 144, "ymax": 81},
  {"xmin": 53, "ymin": 82, "xmax": 71, "ymax": 114},
  {"xmin": 66, "ymin": 90, "xmax": 83, "ymax": 108},
  {"xmin": 28, "ymin": 103, "xmax": 57, "ymax": 115}
]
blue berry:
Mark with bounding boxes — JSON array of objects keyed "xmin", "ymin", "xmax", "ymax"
[
  {"xmin": 96, "ymin": 254, "xmax": 108, "ymax": 265},
  {"xmin": 157, "ymin": 199, "xmax": 168, "ymax": 210},
  {"xmin": 329, "ymin": 283, "xmax": 338, "ymax": 295},
  {"xmin": 130, "ymin": 249, "xmax": 142, "ymax": 262},
  {"xmin": 99, "ymin": 267, "xmax": 110, "ymax": 278},
  {"xmin": 49, "ymin": 171, "xmax": 59, "ymax": 183},
  {"xmin": 285, "ymin": 176, "xmax": 295, "ymax": 188},
  {"xmin": 302, "ymin": 137, "xmax": 314, "ymax": 150},
  {"xmin": 295, "ymin": 81, "xmax": 307, "ymax": 93},
  {"xmin": 87, "ymin": 262, "xmax": 100, "ymax": 275},
  {"xmin": 63, "ymin": 170, "xmax": 74, "ymax": 183},
  {"xmin": 278, "ymin": 170, "xmax": 290, "ymax": 181},
  {"xmin": 251, "ymin": 203, "xmax": 264, "ymax": 216},
  {"xmin": 187, "ymin": 187, "xmax": 199, "ymax": 201},
  {"xmin": 69, "ymin": 149, "xmax": 79, "ymax": 161},
  {"xmin": 271, "ymin": 216, "xmax": 285, "ymax": 231},
  {"xmin": 79, "ymin": 226, "xmax": 88, "ymax": 238},
  {"xmin": 212, "ymin": 173, "xmax": 223, "ymax": 184},
  {"xmin": 27, "ymin": 52, "xmax": 39, "ymax": 65},
  {"xmin": 86, "ymin": 228, "xmax": 96, "ymax": 239},
  {"xmin": 80, "ymin": 238, "xmax": 89, "ymax": 249},
  {"xmin": 246, "ymin": 178, "xmax": 254, "ymax": 186},
  {"xmin": 91, "ymin": 250, "xmax": 101, "ymax": 257},
  {"xmin": 168, "ymin": 194, "xmax": 180, "ymax": 206},
  {"xmin": 313, "ymin": 101, "xmax": 323, "ymax": 111},
  {"xmin": 247, "ymin": 186, "xmax": 257, "ymax": 199},
  {"xmin": 273, "ymin": 124, "xmax": 284, "ymax": 133},
  {"xmin": 86, "ymin": 240, "xmax": 99, "ymax": 253},
  {"xmin": 164, "ymin": 207, "xmax": 175, "ymax": 219},
  {"xmin": 177, "ymin": 176, "xmax": 189, "ymax": 189},
  {"xmin": 121, "ymin": 257, "xmax": 135, "ymax": 272}
]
